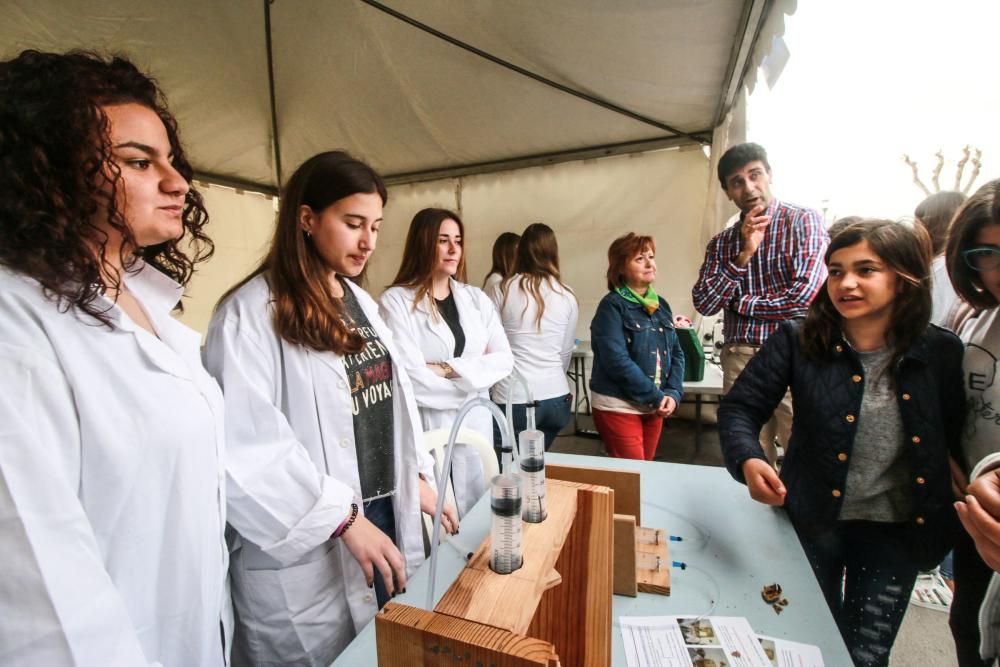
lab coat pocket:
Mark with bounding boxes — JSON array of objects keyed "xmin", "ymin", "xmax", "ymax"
[{"xmin": 232, "ymin": 543, "xmax": 352, "ymax": 667}]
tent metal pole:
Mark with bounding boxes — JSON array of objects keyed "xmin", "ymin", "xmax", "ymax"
[
  {"xmin": 358, "ymin": 0, "xmax": 709, "ymax": 145},
  {"xmin": 264, "ymin": 0, "xmax": 284, "ymax": 189},
  {"xmin": 382, "ymin": 134, "xmax": 707, "ymax": 186},
  {"xmin": 712, "ymin": 0, "xmax": 770, "ymax": 128},
  {"xmin": 193, "ymin": 171, "xmax": 279, "ymax": 198}
]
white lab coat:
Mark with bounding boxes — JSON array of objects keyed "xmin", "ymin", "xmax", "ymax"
[
  {"xmin": 379, "ymin": 280, "xmax": 514, "ymax": 515},
  {"xmin": 204, "ymin": 274, "xmax": 434, "ymax": 667},
  {"xmin": 0, "ymin": 264, "xmax": 229, "ymax": 666}
]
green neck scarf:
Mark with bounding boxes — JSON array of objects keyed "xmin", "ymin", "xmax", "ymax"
[{"xmin": 617, "ymin": 284, "xmax": 659, "ymax": 314}]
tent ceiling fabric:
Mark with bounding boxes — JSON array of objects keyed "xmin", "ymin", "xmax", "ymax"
[{"xmin": 1, "ymin": 0, "xmax": 787, "ymax": 192}]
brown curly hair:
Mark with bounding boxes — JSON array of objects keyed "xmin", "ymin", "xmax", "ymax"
[{"xmin": 0, "ymin": 50, "xmax": 212, "ymax": 323}]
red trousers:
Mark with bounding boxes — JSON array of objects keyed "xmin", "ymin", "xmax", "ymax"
[{"xmin": 591, "ymin": 408, "xmax": 664, "ymax": 461}]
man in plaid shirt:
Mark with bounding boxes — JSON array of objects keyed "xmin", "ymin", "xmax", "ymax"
[{"xmin": 692, "ymin": 143, "xmax": 827, "ymax": 465}]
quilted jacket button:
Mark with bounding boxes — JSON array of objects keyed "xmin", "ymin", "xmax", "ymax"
[
  {"xmin": 852, "ymin": 374, "xmax": 862, "ymax": 383},
  {"xmin": 837, "ymin": 452, "xmax": 848, "ymax": 462},
  {"xmin": 915, "ymin": 516, "xmax": 926, "ymax": 525},
  {"xmin": 845, "ymin": 414, "xmax": 856, "ymax": 423},
  {"xmin": 832, "ymin": 489, "xmax": 842, "ymax": 498},
  {"xmin": 902, "ymin": 393, "xmax": 911, "ymax": 400},
  {"xmin": 916, "ymin": 476, "xmax": 926, "ymax": 485},
  {"xmin": 911, "ymin": 435, "xmax": 921, "ymax": 444}
]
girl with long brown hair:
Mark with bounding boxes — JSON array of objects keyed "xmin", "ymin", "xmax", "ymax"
[
  {"xmin": 380, "ymin": 208, "xmax": 513, "ymax": 516},
  {"xmin": 483, "ymin": 231, "xmax": 520, "ymax": 292},
  {"xmin": 488, "ymin": 223, "xmax": 578, "ymax": 450},
  {"xmin": 204, "ymin": 152, "xmax": 456, "ymax": 666},
  {"xmin": 720, "ymin": 219, "xmax": 964, "ymax": 667}
]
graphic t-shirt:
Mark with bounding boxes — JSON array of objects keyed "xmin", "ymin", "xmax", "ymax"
[
  {"xmin": 959, "ymin": 307, "xmax": 1000, "ymax": 474},
  {"xmin": 340, "ymin": 284, "xmax": 396, "ymax": 500}
]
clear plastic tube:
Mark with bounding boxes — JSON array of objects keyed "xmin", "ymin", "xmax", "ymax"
[
  {"xmin": 518, "ymin": 426, "xmax": 547, "ymax": 523},
  {"xmin": 489, "ymin": 473, "xmax": 524, "ymax": 574}
]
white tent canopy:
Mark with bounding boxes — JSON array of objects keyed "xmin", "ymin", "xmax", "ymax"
[{"xmin": 3, "ymin": 0, "xmax": 791, "ymax": 192}]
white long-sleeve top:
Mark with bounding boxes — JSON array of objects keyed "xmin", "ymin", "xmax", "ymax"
[
  {"xmin": 379, "ymin": 280, "xmax": 514, "ymax": 514},
  {"xmin": 0, "ymin": 264, "xmax": 229, "ymax": 667},
  {"xmin": 203, "ymin": 274, "xmax": 434, "ymax": 664},
  {"xmin": 488, "ymin": 275, "xmax": 579, "ymax": 403}
]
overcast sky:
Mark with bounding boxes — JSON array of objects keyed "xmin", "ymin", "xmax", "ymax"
[{"xmin": 746, "ymin": 0, "xmax": 999, "ymax": 222}]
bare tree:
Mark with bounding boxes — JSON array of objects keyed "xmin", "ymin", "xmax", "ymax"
[{"xmin": 902, "ymin": 146, "xmax": 983, "ymax": 195}]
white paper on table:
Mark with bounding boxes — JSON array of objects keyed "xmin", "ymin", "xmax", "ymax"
[
  {"xmin": 755, "ymin": 635, "xmax": 824, "ymax": 667},
  {"xmin": 620, "ymin": 615, "xmax": 772, "ymax": 667}
]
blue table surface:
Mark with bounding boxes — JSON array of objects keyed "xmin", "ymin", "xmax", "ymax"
[{"xmin": 333, "ymin": 452, "xmax": 852, "ymax": 666}]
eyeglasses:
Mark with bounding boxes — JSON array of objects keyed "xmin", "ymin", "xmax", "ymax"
[{"xmin": 962, "ymin": 247, "xmax": 1000, "ymax": 271}]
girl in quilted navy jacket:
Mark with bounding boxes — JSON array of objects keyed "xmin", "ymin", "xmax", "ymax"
[{"xmin": 720, "ymin": 219, "xmax": 964, "ymax": 667}]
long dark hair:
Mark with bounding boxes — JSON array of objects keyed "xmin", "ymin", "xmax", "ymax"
[
  {"xmin": 484, "ymin": 231, "xmax": 520, "ymax": 286},
  {"xmin": 501, "ymin": 223, "xmax": 574, "ymax": 329},
  {"xmin": 0, "ymin": 50, "xmax": 212, "ymax": 323},
  {"xmin": 802, "ymin": 219, "xmax": 932, "ymax": 371},
  {"xmin": 915, "ymin": 191, "xmax": 966, "ymax": 256},
  {"xmin": 390, "ymin": 208, "xmax": 467, "ymax": 315},
  {"xmin": 945, "ymin": 179, "xmax": 1000, "ymax": 311},
  {"xmin": 220, "ymin": 151, "xmax": 387, "ymax": 354}
]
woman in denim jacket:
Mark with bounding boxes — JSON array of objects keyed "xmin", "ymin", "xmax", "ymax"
[{"xmin": 589, "ymin": 233, "xmax": 684, "ymax": 460}]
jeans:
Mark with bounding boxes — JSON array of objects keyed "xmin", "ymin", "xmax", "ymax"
[
  {"xmin": 363, "ymin": 496, "xmax": 397, "ymax": 609},
  {"xmin": 591, "ymin": 408, "xmax": 663, "ymax": 460},
  {"xmin": 492, "ymin": 394, "xmax": 572, "ymax": 461},
  {"xmin": 795, "ymin": 520, "xmax": 919, "ymax": 667}
]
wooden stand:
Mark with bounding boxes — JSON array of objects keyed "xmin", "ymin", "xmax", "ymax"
[
  {"xmin": 376, "ymin": 477, "xmax": 614, "ymax": 666},
  {"xmin": 547, "ymin": 464, "xmax": 670, "ymax": 598}
]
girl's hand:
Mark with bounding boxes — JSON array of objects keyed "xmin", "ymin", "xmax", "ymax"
[
  {"xmin": 340, "ymin": 515, "xmax": 407, "ymax": 595},
  {"xmin": 426, "ymin": 362, "xmax": 449, "ymax": 378},
  {"xmin": 741, "ymin": 458, "xmax": 786, "ymax": 506},
  {"xmin": 955, "ymin": 470, "xmax": 1000, "ymax": 572},
  {"xmin": 419, "ymin": 476, "xmax": 459, "ymax": 535},
  {"xmin": 655, "ymin": 395, "xmax": 676, "ymax": 417}
]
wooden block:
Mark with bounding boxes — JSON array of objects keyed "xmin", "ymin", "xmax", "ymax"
[
  {"xmin": 376, "ymin": 603, "xmax": 560, "ymax": 666},
  {"xmin": 635, "ymin": 526, "xmax": 670, "ymax": 596},
  {"xmin": 546, "ymin": 463, "xmax": 641, "ymax": 524},
  {"xmin": 527, "ymin": 482, "xmax": 614, "ymax": 667},
  {"xmin": 613, "ymin": 514, "xmax": 638, "ymax": 597},
  {"xmin": 434, "ymin": 479, "xmax": 580, "ymax": 635}
]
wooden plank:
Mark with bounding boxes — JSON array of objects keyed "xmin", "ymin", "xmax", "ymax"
[
  {"xmin": 635, "ymin": 526, "xmax": 671, "ymax": 596},
  {"xmin": 376, "ymin": 603, "xmax": 560, "ymax": 666},
  {"xmin": 613, "ymin": 514, "xmax": 638, "ymax": 597},
  {"xmin": 527, "ymin": 484, "xmax": 614, "ymax": 667},
  {"xmin": 546, "ymin": 463, "xmax": 641, "ymax": 524},
  {"xmin": 433, "ymin": 479, "xmax": 580, "ymax": 635}
]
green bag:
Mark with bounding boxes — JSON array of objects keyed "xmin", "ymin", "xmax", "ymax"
[{"xmin": 675, "ymin": 327, "xmax": 705, "ymax": 382}]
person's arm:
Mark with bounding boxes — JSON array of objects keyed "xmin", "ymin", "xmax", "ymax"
[
  {"xmin": 663, "ymin": 309, "xmax": 685, "ymax": 406},
  {"xmin": 559, "ymin": 292, "xmax": 580, "ymax": 373},
  {"xmin": 0, "ymin": 344, "xmax": 153, "ymax": 665},
  {"xmin": 590, "ymin": 298, "xmax": 664, "ymax": 407},
  {"xmin": 730, "ymin": 209, "xmax": 828, "ymax": 321},
  {"xmin": 718, "ymin": 323, "xmax": 796, "ymax": 482},
  {"xmin": 957, "ymin": 465, "xmax": 1000, "ymax": 572},
  {"xmin": 204, "ymin": 308, "xmax": 355, "ymax": 565},
  {"xmin": 378, "ymin": 289, "xmax": 473, "ymax": 410},
  {"xmin": 691, "ymin": 230, "xmax": 745, "ymax": 316},
  {"xmin": 444, "ymin": 288, "xmax": 515, "ymax": 394}
]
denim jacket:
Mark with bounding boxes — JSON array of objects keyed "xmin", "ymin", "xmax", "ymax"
[{"xmin": 589, "ymin": 290, "xmax": 685, "ymax": 409}]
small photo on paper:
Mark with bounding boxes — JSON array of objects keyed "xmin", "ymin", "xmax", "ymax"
[
  {"xmin": 758, "ymin": 638, "xmax": 778, "ymax": 665},
  {"xmin": 688, "ymin": 646, "xmax": 731, "ymax": 666},
  {"xmin": 679, "ymin": 617, "xmax": 719, "ymax": 645}
]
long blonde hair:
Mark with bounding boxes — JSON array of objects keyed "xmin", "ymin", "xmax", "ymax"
[{"xmin": 501, "ymin": 223, "xmax": 574, "ymax": 329}]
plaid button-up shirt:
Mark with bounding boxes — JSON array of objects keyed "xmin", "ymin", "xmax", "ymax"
[{"xmin": 692, "ymin": 198, "xmax": 828, "ymax": 345}]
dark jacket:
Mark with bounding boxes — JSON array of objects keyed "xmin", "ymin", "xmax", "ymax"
[
  {"xmin": 589, "ymin": 290, "xmax": 684, "ymax": 408},
  {"xmin": 719, "ymin": 319, "xmax": 964, "ymax": 568}
]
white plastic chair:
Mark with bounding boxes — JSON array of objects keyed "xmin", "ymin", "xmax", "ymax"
[{"xmin": 421, "ymin": 427, "xmax": 500, "ymax": 544}]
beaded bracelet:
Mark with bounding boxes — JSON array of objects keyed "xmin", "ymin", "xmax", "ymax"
[{"xmin": 334, "ymin": 503, "xmax": 359, "ymax": 538}]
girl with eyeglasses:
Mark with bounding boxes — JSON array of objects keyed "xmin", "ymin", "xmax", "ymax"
[
  {"xmin": 720, "ymin": 219, "xmax": 964, "ymax": 667},
  {"xmin": 944, "ymin": 179, "xmax": 1000, "ymax": 667}
]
